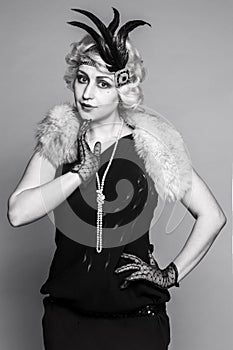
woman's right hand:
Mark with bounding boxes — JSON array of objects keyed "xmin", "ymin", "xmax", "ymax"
[{"xmin": 69, "ymin": 119, "xmax": 102, "ymax": 185}]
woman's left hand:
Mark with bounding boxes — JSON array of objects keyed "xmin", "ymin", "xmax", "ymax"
[{"xmin": 114, "ymin": 248, "xmax": 179, "ymax": 290}]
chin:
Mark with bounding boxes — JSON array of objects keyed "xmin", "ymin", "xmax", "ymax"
[{"xmin": 77, "ymin": 107, "xmax": 91, "ymax": 120}]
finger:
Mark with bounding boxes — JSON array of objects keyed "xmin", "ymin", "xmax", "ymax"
[
  {"xmin": 85, "ymin": 118, "xmax": 92, "ymax": 127},
  {"xmin": 120, "ymin": 253, "xmax": 143, "ymax": 264},
  {"xmin": 78, "ymin": 138, "xmax": 84, "ymax": 160},
  {"xmin": 93, "ymin": 141, "xmax": 102, "ymax": 157},
  {"xmin": 125, "ymin": 271, "xmax": 147, "ymax": 282},
  {"xmin": 114, "ymin": 263, "xmax": 140, "ymax": 274},
  {"xmin": 78, "ymin": 119, "xmax": 91, "ymax": 137},
  {"xmin": 81, "ymin": 132, "xmax": 91, "ymax": 152},
  {"xmin": 78, "ymin": 122, "xmax": 87, "ymax": 137},
  {"xmin": 120, "ymin": 269, "xmax": 150, "ymax": 289},
  {"xmin": 82, "ymin": 119, "xmax": 92, "ymax": 134}
]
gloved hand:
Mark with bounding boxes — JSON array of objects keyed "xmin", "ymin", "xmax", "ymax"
[
  {"xmin": 69, "ymin": 119, "xmax": 102, "ymax": 185},
  {"xmin": 114, "ymin": 245, "xmax": 179, "ymax": 290}
]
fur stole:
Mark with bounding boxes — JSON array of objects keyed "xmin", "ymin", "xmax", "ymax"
[{"xmin": 34, "ymin": 102, "xmax": 192, "ymax": 202}]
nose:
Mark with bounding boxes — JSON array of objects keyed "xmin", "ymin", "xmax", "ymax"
[{"xmin": 82, "ymin": 82, "xmax": 95, "ymax": 100}]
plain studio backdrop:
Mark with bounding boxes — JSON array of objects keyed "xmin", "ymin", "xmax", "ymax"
[{"xmin": 1, "ymin": 0, "xmax": 232, "ymax": 349}]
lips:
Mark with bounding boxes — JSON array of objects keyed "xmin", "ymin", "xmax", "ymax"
[{"xmin": 80, "ymin": 102, "xmax": 97, "ymax": 109}]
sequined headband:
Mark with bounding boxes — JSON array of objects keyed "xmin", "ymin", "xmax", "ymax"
[
  {"xmin": 78, "ymin": 57, "xmax": 131, "ymax": 88},
  {"xmin": 67, "ymin": 8, "xmax": 151, "ymax": 88}
]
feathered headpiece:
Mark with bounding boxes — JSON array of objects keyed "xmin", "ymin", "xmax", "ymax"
[{"xmin": 67, "ymin": 8, "xmax": 151, "ymax": 87}]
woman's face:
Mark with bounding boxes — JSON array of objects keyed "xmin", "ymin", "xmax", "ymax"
[{"xmin": 74, "ymin": 64, "xmax": 119, "ymax": 122}]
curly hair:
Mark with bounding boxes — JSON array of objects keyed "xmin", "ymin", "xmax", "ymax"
[{"xmin": 63, "ymin": 34, "xmax": 146, "ymax": 111}]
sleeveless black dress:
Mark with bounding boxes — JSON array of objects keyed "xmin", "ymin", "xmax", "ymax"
[{"xmin": 41, "ymin": 134, "xmax": 171, "ymax": 350}]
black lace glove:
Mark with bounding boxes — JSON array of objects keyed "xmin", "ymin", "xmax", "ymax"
[
  {"xmin": 114, "ymin": 244, "xmax": 179, "ymax": 290},
  {"xmin": 69, "ymin": 119, "xmax": 102, "ymax": 186}
]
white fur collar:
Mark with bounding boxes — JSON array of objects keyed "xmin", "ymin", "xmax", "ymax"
[{"xmin": 34, "ymin": 102, "xmax": 192, "ymax": 202}]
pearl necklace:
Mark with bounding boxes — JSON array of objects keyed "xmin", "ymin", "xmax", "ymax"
[{"xmin": 95, "ymin": 117, "xmax": 124, "ymax": 253}]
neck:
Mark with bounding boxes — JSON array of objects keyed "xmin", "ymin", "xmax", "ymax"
[{"xmin": 86, "ymin": 111, "xmax": 124, "ymax": 143}]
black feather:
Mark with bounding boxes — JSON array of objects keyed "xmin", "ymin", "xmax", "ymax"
[
  {"xmin": 67, "ymin": 9, "xmax": 151, "ymax": 73},
  {"xmin": 108, "ymin": 7, "xmax": 120, "ymax": 35},
  {"xmin": 114, "ymin": 20, "xmax": 151, "ymax": 67},
  {"xmin": 67, "ymin": 21, "xmax": 114, "ymax": 66},
  {"xmin": 117, "ymin": 20, "xmax": 151, "ymax": 44},
  {"xmin": 70, "ymin": 9, "xmax": 122, "ymax": 69},
  {"xmin": 71, "ymin": 9, "xmax": 114, "ymax": 48}
]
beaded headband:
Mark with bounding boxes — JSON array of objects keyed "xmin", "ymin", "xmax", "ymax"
[
  {"xmin": 78, "ymin": 57, "xmax": 131, "ymax": 88},
  {"xmin": 67, "ymin": 8, "xmax": 151, "ymax": 88}
]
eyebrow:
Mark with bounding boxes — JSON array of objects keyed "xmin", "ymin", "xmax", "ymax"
[{"xmin": 78, "ymin": 69, "xmax": 114, "ymax": 82}]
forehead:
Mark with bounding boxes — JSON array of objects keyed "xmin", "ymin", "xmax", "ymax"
[{"xmin": 78, "ymin": 64, "xmax": 114, "ymax": 80}]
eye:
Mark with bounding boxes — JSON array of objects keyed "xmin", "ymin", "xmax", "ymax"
[
  {"xmin": 98, "ymin": 80, "xmax": 111, "ymax": 89},
  {"xmin": 76, "ymin": 74, "xmax": 88, "ymax": 84}
]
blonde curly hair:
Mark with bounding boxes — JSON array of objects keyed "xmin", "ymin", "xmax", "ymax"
[{"xmin": 63, "ymin": 34, "xmax": 146, "ymax": 111}]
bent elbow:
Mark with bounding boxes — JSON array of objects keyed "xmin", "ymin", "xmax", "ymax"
[
  {"xmin": 217, "ymin": 212, "xmax": 227, "ymax": 229},
  {"xmin": 7, "ymin": 195, "xmax": 26, "ymax": 227},
  {"xmin": 213, "ymin": 205, "xmax": 227, "ymax": 227},
  {"xmin": 211, "ymin": 210, "xmax": 227, "ymax": 236},
  {"xmin": 7, "ymin": 211, "xmax": 20, "ymax": 227}
]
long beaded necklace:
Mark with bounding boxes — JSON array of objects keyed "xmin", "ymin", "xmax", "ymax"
[{"xmin": 95, "ymin": 117, "xmax": 124, "ymax": 253}]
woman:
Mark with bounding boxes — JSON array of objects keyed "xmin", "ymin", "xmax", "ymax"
[{"xmin": 7, "ymin": 8, "xmax": 226, "ymax": 350}]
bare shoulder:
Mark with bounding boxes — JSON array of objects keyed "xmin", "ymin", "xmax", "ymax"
[
  {"xmin": 180, "ymin": 167, "xmax": 226, "ymax": 222},
  {"xmin": 10, "ymin": 151, "xmax": 56, "ymax": 198}
]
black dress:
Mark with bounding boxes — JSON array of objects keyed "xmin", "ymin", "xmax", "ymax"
[{"xmin": 41, "ymin": 134, "xmax": 171, "ymax": 349}]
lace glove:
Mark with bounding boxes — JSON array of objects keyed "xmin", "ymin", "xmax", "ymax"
[
  {"xmin": 114, "ymin": 244, "xmax": 179, "ymax": 290},
  {"xmin": 69, "ymin": 119, "xmax": 102, "ymax": 185}
]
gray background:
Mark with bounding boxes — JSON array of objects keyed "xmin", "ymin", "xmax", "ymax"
[{"xmin": 1, "ymin": 0, "xmax": 232, "ymax": 349}]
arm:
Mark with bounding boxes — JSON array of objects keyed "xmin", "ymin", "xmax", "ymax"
[
  {"xmin": 115, "ymin": 167, "xmax": 227, "ymax": 289},
  {"xmin": 7, "ymin": 120, "xmax": 101, "ymax": 228},
  {"xmin": 173, "ymin": 167, "xmax": 227, "ymax": 283},
  {"xmin": 7, "ymin": 151, "xmax": 82, "ymax": 227}
]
